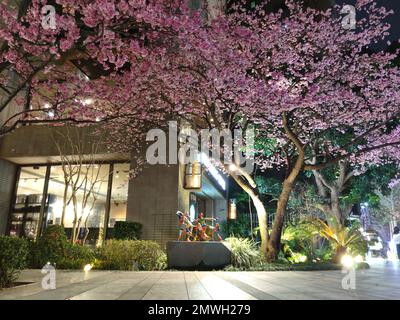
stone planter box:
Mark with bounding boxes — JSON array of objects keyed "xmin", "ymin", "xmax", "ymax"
[{"xmin": 167, "ymin": 241, "xmax": 231, "ymax": 270}]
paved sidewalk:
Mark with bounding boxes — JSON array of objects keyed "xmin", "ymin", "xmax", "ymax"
[{"xmin": 1, "ymin": 261, "xmax": 399, "ymax": 300}]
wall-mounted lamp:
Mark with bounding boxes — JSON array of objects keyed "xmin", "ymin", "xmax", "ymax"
[
  {"xmin": 184, "ymin": 162, "xmax": 202, "ymax": 189},
  {"xmin": 228, "ymin": 199, "xmax": 237, "ymax": 220}
]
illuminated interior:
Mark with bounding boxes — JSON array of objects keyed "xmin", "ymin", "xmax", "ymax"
[
  {"xmin": 46, "ymin": 164, "xmax": 110, "ymax": 229},
  {"xmin": 9, "ymin": 163, "xmax": 130, "ymax": 242},
  {"xmin": 109, "ymin": 163, "xmax": 130, "ymax": 227},
  {"xmin": 10, "ymin": 166, "xmax": 47, "ymax": 239}
]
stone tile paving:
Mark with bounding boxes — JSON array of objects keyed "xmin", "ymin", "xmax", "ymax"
[{"xmin": 0, "ymin": 261, "xmax": 399, "ymax": 300}]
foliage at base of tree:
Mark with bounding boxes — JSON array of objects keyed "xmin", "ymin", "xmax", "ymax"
[{"xmin": 225, "ymin": 237, "xmax": 262, "ymax": 269}]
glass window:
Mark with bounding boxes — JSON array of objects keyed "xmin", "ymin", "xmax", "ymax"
[
  {"xmin": 108, "ymin": 163, "xmax": 130, "ymax": 228},
  {"xmin": 46, "ymin": 164, "xmax": 110, "ymax": 245},
  {"xmin": 10, "ymin": 166, "xmax": 47, "ymax": 239},
  {"xmin": 10, "ymin": 162, "xmax": 130, "ymax": 243}
]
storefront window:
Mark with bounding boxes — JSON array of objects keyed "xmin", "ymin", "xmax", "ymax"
[
  {"xmin": 10, "ymin": 162, "xmax": 129, "ymax": 243},
  {"xmin": 108, "ymin": 163, "xmax": 130, "ymax": 228},
  {"xmin": 46, "ymin": 164, "xmax": 110, "ymax": 245},
  {"xmin": 9, "ymin": 166, "xmax": 47, "ymax": 239}
]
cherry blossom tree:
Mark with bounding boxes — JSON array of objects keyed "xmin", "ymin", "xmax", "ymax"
[
  {"xmin": 372, "ymin": 179, "xmax": 400, "ymax": 234},
  {"xmin": 137, "ymin": 0, "xmax": 400, "ymax": 261},
  {"xmin": 0, "ymin": 0, "xmax": 186, "ymax": 133},
  {"xmin": 2, "ymin": 0, "xmax": 400, "ymax": 262},
  {"xmin": 312, "ymin": 160, "xmax": 399, "ymax": 226}
]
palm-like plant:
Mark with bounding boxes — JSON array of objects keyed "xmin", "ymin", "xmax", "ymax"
[{"xmin": 308, "ymin": 217, "xmax": 366, "ymax": 263}]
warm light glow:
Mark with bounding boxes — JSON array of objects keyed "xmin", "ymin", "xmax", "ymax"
[
  {"xmin": 298, "ymin": 255, "xmax": 307, "ymax": 263},
  {"xmin": 84, "ymin": 264, "xmax": 92, "ymax": 271},
  {"xmin": 354, "ymin": 255, "xmax": 363, "ymax": 263},
  {"xmin": 341, "ymin": 254, "xmax": 354, "ymax": 268},
  {"xmin": 228, "ymin": 199, "xmax": 237, "ymax": 220},
  {"xmin": 83, "ymin": 98, "xmax": 94, "ymax": 105},
  {"xmin": 229, "ymin": 163, "xmax": 237, "ymax": 171}
]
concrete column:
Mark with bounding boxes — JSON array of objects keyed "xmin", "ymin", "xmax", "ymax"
[
  {"xmin": 126, "ymin": 164, "xmax": 180, "ymax": 248},
  {"xmin": 0, "ymin": 159, "xmax": 17, "ymax": 234}
]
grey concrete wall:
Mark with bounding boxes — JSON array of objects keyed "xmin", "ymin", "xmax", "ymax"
[
  {"xmin": 0, "ymin": 159, "xmax": 16, "ymax": 234},
  {"xmin": 126, "ymin": 164, "xmax": 180, "ymax": 248},
  {"xmin": 126, "ymin": 161, "xmax": 228, "ymax": 247},
  {"xmin": 0, "ymin": 125, "xmax": 129, "ymax": 164}
]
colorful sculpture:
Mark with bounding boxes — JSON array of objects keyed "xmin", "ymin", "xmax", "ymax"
[
  {"xmin": 176, "ymin": 211, "xmax": 193, "ymax": 241},
  {"xmin": 176, "ymin": 211, "xmax": 223, "ymax": 242}
]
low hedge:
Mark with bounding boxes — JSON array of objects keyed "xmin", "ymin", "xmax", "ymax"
[
  {"xmin": 58, "ymin": 244, "xmax": 95, "ymax": 269},
  {"xmin": 224, "ymin": 262, "xmax": 342, "ymax": 271},
  {"xmin": 94, "ymin": 240, "xmax": 166, "ymax": 271},
  {"xmin": 113, "ymin": 221, "xmax": 142, "ymax": 240},
  {"xmin": 0, "ymin": 236, "xmax": 29, "ymax": 288},
  {"xmin": 30, "ymin": 225, "xmax": 94, "ymax": 269},
  {"xmin": 3, "ymin": 224, "xmax": 166, "ymax": 273},
  {"xmin": 29, "ymin": 226, "xmax": 165, "ymax": 271}
]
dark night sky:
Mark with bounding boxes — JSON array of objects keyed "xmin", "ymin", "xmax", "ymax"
[{"xmin": 336, "ymin": 0, "xmax": 400, "ymax": 44}]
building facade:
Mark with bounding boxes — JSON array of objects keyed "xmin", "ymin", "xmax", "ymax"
[{"xmin": 0, "ymin": 125, "xmax": 228, "ymax": 247}]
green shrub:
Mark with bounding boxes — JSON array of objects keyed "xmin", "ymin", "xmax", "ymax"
[
  {"xmin": 30, "ymin": 225, "xmax": 69, "ymax": 268},
  {"xmin": 221, "ymin": 214, "xmax": 252, "ymax": 238},
  {"xmin": 309, "ymin": 217, "xmax": 368, "ymax": 263},
  {"xmin": 281, "ymin": 222, "xmax": 318, "ymax": 262},
  {"xmin": 224, "ymin": 261, "xmax": 341, "ymax": 271},
  {"xmin": 225, "ymin": 237, "xmax": 261, "ymax": 269},
  {"xmin": 58, "ymin": 244, "xmax": 95, "ymax": 269},
  {"xmin": 0, "ymin": 236, "xmax": 29, "ymax": 288},
  {"xmin": 94, "ymin": 240, "xmax": 166, "ymax": 271},
  {"xmin": 57, "ymin": 258, "xmax": 90, "ymax": 270},
  {"xmin": 113, "ymin": 221, "xmax": 142, "ymax": 240},
  {"xmin": 314, "ymin": 245, "xmax": 334, "ymax": 261},
  {"xmin": 30, "ymin": 225, "xmax": 95, "ymax": 269}
]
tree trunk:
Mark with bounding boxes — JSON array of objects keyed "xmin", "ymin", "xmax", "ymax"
[
  {"xmin": 311, "ymin": 162, "xmax": 354, "ymax": 227},
  {"xmin": 330, "ymin": 188, "xmax": 344, "ymax": 225},
  {"xmin": 333, "ymin": 245, "xmax": 347, "ymax": 264},
  {"xmin": 266, "ymin": 179, "xmax": 297, "ymax": 262},
  {"xmin": 251, "ymin": 193, "xmax": 268, "ymax": 255},
  {"xmin": 262, "ymin": 112, "xmax": 305, "ymax": 262},
  {"xmin": 230, "ymin": 173, "xmax": 269, "ymax": 257},
  {"xmin": 231, "ymin": 172, "xmax": 300, "ymax": 262},
  {"xmin": 227, "ymin": 113, "xmax": 304, "ymax": 262}
]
